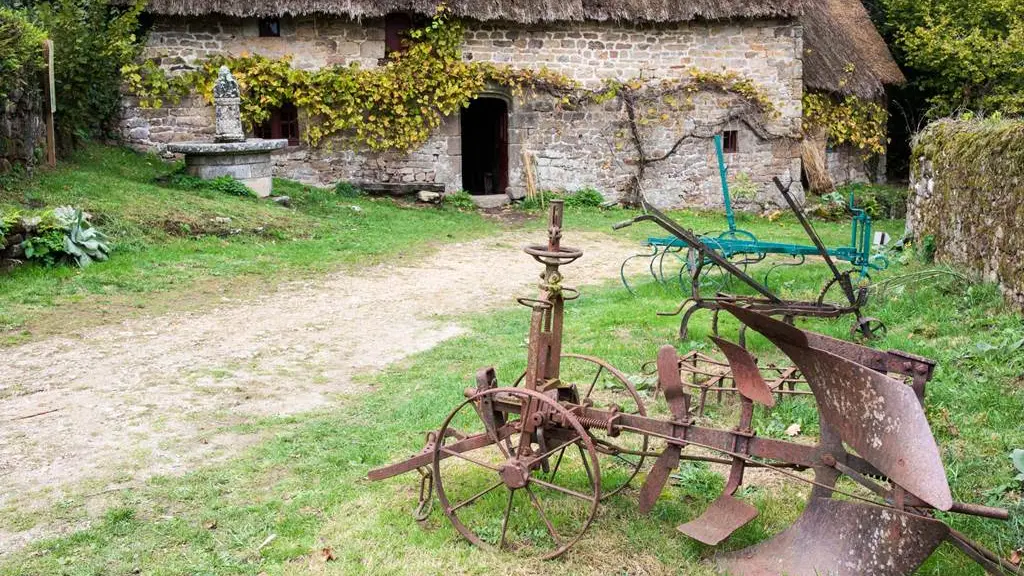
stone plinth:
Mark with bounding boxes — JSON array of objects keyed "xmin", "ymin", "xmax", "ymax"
[{"xmin": 168, "ymin": 139, "xmax": 287, "ymax": 197}]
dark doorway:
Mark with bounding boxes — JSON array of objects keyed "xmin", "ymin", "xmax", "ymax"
[{"xmin": 461, "ymin": 98, "xmax": 509, "ymax": 196}]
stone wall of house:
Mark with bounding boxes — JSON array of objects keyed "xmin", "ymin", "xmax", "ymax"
[
  {"xmin": 826, "ymin": 145, "xmax": 872, "ymax": 185},
  {"xmin": 122, "ymin": 15, "xmax": 805, "ymax": 208},
  {"xmin": 1, "ymin": 88, "xmax": 45, "ymax": 174},
  {"xmin": 908, "ymin": 119, "xmax": 1024, "ymax": 311}
]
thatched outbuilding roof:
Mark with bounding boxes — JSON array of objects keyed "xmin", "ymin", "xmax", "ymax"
[
  {"xmin": 135, "ymin": 0, "xmax": 802, "ymax": 22},
  {"xmin": 802, "ymin": 0, "xmax": 904, "ymax": 98},
  {"xmin": 137, "ymin": 0, "xmax": 903, "ymax": 98}
]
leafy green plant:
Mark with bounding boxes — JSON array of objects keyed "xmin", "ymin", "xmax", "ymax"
[
  {"xmin": 206, "ymin": 176, "xmax": 255, "ymax": 198},
  {"xmin": 335, "ymin": 182, "xmax": 365, "ymax": 198},
  {"xmin": 60, "ymin": 207, "xmax": 110, "ymax": 267},
  {"xmin": 920, "ymin": 234, "xmax": 937, "ymax": 264},
  {"xmin": 1012, "ymin": 450, "xmax": 1024, "ymax": 483},
  {"xmin": 562, "ymin": 187, "xmax": 604, "ymax": 208},
  {"xmin": 20, "ymin": 227, "xmax": 65, "ymax": 265},
  {"xmin": 161, "ymin": 169, "xmax": 254, "ymax": 198},
  {"xmin": 728, "ymin": 173, "xmax": 759, "ymax": 201},
  {"xmin": 518, "ymin": 190, "xmax": 556, "ymax": 211},
  {"xmin": 443, "ymin": 190, "xmax": 475, "ymax": 210}
]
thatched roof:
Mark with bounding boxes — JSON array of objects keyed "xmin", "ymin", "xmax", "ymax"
[
  {"xmin": 802, "ymin": 0, "xmax": 905, "ymax": 99},
  {"xmin": 137, "ymin": 0, "xmax": 903, "ymax": 98},
  {"xmin": 135, "ymin": 0, "xmax": 801, "ymax": 23}
]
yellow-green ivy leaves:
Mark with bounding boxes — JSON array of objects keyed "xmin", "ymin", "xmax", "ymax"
[
  {"xmin": 803, "ymin": 92, "xmax": 888, "ymax": 156},
  {"xmin": 124, "ymin": 7, "xmax": 777, "ymax": 154}
]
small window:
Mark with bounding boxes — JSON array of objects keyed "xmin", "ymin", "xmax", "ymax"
[
  {"xmin": 722, "ymin": 130, "xmax": 739, "ymax": 154},
  {"xmin": 385, "ymin": 13, "xmax": 413, "ymax": 56},
  {"xmin": 258, "ymin": 18, "xmax": 281, "ymax": 38},
  {"xmin": 253, "ymin": 103, "xmax": 300, "ymax": 146}
]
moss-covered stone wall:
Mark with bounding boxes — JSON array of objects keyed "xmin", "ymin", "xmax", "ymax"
[{"xmin": 909, "ymin": 118, "xmax": 1024, "ymax": 310}]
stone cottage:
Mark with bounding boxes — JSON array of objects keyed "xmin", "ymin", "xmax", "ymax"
[
  {"xmin": 121, "ymin": 0, "xmax": 903, "ymax": 208},
  {"xmin": 801, "ymin": 0, "xmax": 905, "ymax": 187}
]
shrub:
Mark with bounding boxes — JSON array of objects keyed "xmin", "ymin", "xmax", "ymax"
[
  {"xmin": 206, "ymin": 175, "xmax": 255, "ymax": 198},
  {"xmin": 444, "ymin": 190, "xmax": 475, "ymax": 210},
  {"xmin": 29, "ymin": 0, "xmax": 146, "ymax": 152},
  {"xmin": 562, "ymin": 187, "xmax": 604, "ymax": 208},
  {"xmin": 836, "ymin": 183, "xmax": 909, "ymax": 219},
  {"xmin": 0, "ymin": 8, "xmax": 46, "ymax": 103},
  {"xmin": 160, "ymin": 169, "xmax": 255, "ymax": 198},
  {"xmin": 335, "ymin": 181, "xmax": 365, "ymax": 198},
  {"xmin": 520, "ymin": 188, "xmax": 605, "ymax": 210},
  {"xmin": 0, "ymin": 206, "xmax": 110, "ymax": 267},
  {"xmin": 518, "ymin": 190, "xmax": 556, "ymax": 211}
]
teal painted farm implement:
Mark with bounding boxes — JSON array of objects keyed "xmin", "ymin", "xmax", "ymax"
[
  {"xmin": 615, "ymin": 178, "xmax": 887, "ymax": 340},
  {"xmin": 620, "ymin": 135, "xmax": 888, "ymax": 296}
]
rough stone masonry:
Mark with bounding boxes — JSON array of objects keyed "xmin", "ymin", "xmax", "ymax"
[{"xmin": 121, "ymin": 15, "xmax": 805, "ymax": 208}]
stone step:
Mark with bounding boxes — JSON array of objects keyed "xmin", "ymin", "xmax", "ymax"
[{"xmin": 470, "ymin": 194, "xmax": 510, "ymax": 209}]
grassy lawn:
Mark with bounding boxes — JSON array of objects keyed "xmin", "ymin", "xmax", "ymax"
[
  {"xmin": 1, "ymin": 191, "xmax": 1021, "ymax": 574},
  {"xmin": 0, "ymin": 146, "xmax": 502, "ymax": 343}
]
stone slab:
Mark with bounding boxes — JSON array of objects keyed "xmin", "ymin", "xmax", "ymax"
[{"xmin": 167, "ymin": 139, "xmax": 287, "ymax": 155}]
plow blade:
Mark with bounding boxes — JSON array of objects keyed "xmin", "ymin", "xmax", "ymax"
[
  {"xmin": 717, "ymin": 498, "xmax": 949, "ymax": 576},
  {"xmin": 678, "ymin": 494, "xmax": 758, "ymax": 546},
  {"xmin": 721, "ymin": 304, "xmax": 953, "ymax": 511}
]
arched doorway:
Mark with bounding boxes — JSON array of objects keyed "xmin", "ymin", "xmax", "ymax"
[{"xmin": 461, "ymin": 97, "xmax": 509, "ymax": 196}]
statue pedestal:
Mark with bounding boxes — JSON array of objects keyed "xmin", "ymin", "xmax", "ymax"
[{"xmin": 167, "ymin": 139, "xmax": 287, "ymax": 197}]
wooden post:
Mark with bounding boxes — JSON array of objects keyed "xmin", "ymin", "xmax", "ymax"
[{"xmin": 42, "ymin": 40, "xmax": 56, "ymax": 167}]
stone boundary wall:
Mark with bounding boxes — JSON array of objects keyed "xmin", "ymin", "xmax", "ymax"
[
  {"xmin": 908, "ymin": 119, "xmax": 1024, "ymax": 310},
  {"xmin": 1, "ymin": 88, "xmax": 45, "ymax": 175},
  {"xmin": 123, "ymin": 15, "xmax": 804, "ymax": 208}
]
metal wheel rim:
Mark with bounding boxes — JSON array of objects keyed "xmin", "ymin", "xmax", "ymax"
[{"xmin": 433, "ymin": 387, "xmax": 601, "ymax": 560}]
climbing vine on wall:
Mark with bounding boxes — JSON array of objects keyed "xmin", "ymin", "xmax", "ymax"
[
  {"xmin": 124, "ymin": 7, "xmax": 584, "ymax": 151},
  {"xmin": 803, "ymin": 92, "xmax": 888, "ymax": 156},
  {"xmin": 125, "ymin": 8, "xmax": 777, "ymax": 151},
  {"xmin": 125, "ymin": 7, "xmax": 781, "ymax": 205}
]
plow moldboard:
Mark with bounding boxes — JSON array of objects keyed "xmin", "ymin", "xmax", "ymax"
[{"xmin": 716, "ymin": 498, "xmax": 949, "ymax": 576}]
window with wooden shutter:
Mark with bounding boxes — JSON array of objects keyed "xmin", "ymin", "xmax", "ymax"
[
  {"xmin": 385, "ymin": 13, "xmax": 413, "ymax": 56},
  {"xmin": 253, "ymin": 103, "xmax": 300, "ymax": 146}
]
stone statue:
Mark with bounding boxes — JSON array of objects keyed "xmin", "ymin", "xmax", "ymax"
[{"xmin": 213, "ymin": 66, "xmax": 245, "ymax": 143}]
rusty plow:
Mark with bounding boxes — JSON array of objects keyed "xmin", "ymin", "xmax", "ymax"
[{"xmin": 367, "ymin": 201, "xmax": 1017, "ymax": 574}]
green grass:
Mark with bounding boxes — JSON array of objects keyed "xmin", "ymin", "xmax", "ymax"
[
  {"xmin": 1, "ymin": 243, "xmax": 1020, "ymax": 574},
  {"xmin": 0, "ymin": 146, "xmax": 500, "ymax": 341},
  {"xmin": 1, "ymin": 146, "xmax": 1020, "ymax": 574}
]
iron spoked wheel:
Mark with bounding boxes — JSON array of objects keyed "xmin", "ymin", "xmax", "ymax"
[
  {"xmin": 685, "ymin": 248, "xmax": 735, "ymax": 295},
  {"xmin": 851, "ymin": 316, "xmax": 887, "ymax": 340},
  {"xmin": 433, "ymin": 387, "xmax": 600, "ymax": 560},
  {"xmin": 816, "ymin": 273, "xmax": 864, "ymax": 309},
  {"xmin": 556, "ymin": 354, "xmax": 650, "ymax": 500}
]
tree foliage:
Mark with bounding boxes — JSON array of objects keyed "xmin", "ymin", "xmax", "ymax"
[
  {"xmin": 28, "ymin": 0, "xmax": 145, "ymax": 152},
  {"xmin": 882, "ymin": 0, "xmax": 1024, "ymax": 116},
  {"xmin": 0, "ymin": 7, "xmax": 46, "ymax": 103}
]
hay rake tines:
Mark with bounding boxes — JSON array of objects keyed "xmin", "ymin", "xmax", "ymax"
[{"xmin": 367, "ymin": 201, "xmax": 1016, "ymax": 575}]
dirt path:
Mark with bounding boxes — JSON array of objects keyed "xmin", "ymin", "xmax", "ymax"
[{"xmin": 0, "ymin": 230, "xmax": 637, "ymax": 553}]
